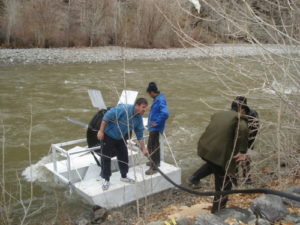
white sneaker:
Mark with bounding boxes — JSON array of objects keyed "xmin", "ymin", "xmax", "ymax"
[
  {"xmin": 102, "ymin": 180, "xmax": 110, "ymax": 191},
  {"xmin": 120, "ymin": 177, "xmax": 135, "ymax": 184}
]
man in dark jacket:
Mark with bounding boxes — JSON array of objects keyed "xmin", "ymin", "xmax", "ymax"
[
  {"xmin": 145, "ymin": 82, "xmax": 169, "ymax": 175},
  {"xmin": 188, "ymin": 104, "xmax": 249, "ymax": 213},
  {"xmin": 232, "ymin": 96, "xmax": 259, "ymax": 184},
  {"xmin": 97, "ymin": 98, "xmax": 149, "ymax": 191}
]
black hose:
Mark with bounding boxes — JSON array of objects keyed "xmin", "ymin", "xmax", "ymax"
[
  {"xmin": 149, "ymin": 159, "xmax": 300, "ymax": 202},
  {"xmin": 91, "ymin": 151, "xmax": 101, "ymax": 167}
]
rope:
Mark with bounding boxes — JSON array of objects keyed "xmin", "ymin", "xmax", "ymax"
[
  {"xmin": 162, "ymin": 132, "xmax": 178, "ymax": 167},
  {"xmin": 91, "ymin": 149, "xmax": 101, "ymax": 167}
]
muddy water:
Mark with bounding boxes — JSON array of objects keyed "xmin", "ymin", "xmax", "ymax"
[{"xmin": 0, "ymin": 57, "xmax": 284, "ymax": 223}]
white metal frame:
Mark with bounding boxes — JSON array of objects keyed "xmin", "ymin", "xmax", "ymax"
[
  {"xmin": 49, "ymin": 137, "xmax": 150, "ymax": 185},
  {"xmin": 51, "ymin": 138, "xmax": 101, "ymax": 184},
  {"xmin": 49, "ymin": 132, "xmax": 177, "ymax": 190}
]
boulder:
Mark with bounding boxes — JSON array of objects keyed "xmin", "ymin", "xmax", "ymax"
[
  {"xmin": 281, "ymin": 214, "xmax": 300, "ymax": 224},
  {"xmin": 195, "ymin": 214, "xmax": 225, "ymax": 225},
  {"xmin": 256, "ymin": 218, "xmax": 271, "ymax": 225},
  {"xmin": 250, "ymin": 194, "xmax": 288, "ymax": 222},
  {"xmin": 240, "ymin": 217, "xmax": 271, "ymax": 225},
  {"xmin": 176, "ymin": 217, "xmax": 195, "ymax": 225},
  {"xmin": 215, "ymin": 207, "xmax": 256, "ymax": 224},
  {"xmin": 92, "ymin": 207, "xmax": 108, "ymax": 223},
  {"xmin": 75, "ymin": 218, "xmax": 90, "ymax": 225},
  {"xmin": 284, "ymin": 185, "xmax": 300, "ymax": 208},
  {"xmin": 74, "ymin": 211, "xmax": 93, "ymax": 225}
]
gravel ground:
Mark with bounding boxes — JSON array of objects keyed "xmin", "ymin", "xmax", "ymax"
[
  {"xmin": 1, "ymin": 44, "xmax": 300, "ymax": 65},
  {"xmin": 97, "ymin": 188, "xmax": 205, "ymax": 225}
]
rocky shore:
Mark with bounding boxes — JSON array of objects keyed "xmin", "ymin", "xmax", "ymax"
[
  {"xmin": 72, "ymin": 186, "xmax": 300, "ymax": 225},
  {"xmin": 69, "ymin": 184, "xmax": 300, "ymax": 225},
  {"xmin": 1, "ymin": 44, "xmax": 300, "ymax": 65}
]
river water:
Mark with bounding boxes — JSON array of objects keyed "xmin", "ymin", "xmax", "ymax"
[{"xmin": 0, "ymin": 57, "xmax": 298, "ymax": 223}]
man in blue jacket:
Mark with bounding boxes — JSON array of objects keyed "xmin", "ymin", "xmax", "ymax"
[
  {"xmin": 145, "ymin": 82, "xmax": 169, "ymax": 175},
  {"xmin": 97, "ymin": 98, "xmax": 149, "ymax": 190}
]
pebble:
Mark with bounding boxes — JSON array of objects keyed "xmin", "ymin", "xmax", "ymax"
[{"xmin": 1, "ymin": 44, "xmax": 299, "ymax": 65}]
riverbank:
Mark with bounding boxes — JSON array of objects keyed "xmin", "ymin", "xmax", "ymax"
[
  {"xmin": 66, "ymin": 178, "xmax": 300, "ymax": 225},
  {"xmin": 1, "ymin": 44, "xmax": 300, "ymax": 65}
]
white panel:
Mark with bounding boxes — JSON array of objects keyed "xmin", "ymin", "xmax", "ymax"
[
  {"xmin": 88, "ymin": 89, "xmax": 107, "ymax": 109},
  {"xmin": 143, "ymin": 117, "xmax": 148, "ymax": 128},
  {"xmin": 117, "ymin": 90, "xmax": 138, "ymax": 105}
]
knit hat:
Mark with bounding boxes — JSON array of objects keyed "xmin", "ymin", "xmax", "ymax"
[
  {"xmin": 146, "ymin": 82, "xmax": 158, "ymax": 93},
  {"xmin": 235, "ymin": 96, "xmax": 247, "ymax": 105},
  {"xmin": 231, "ymin": 96, "xmax": 250, "ymax": 114}
]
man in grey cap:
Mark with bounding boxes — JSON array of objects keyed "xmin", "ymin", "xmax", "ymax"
[{"xmin": 231, "ymin": 96, "xmax": 259, "ymax": 184}]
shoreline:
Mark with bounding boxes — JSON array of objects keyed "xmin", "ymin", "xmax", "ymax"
[{"xmin": 1, "ymin": 44, "xmax": 300, "ymax": 65}]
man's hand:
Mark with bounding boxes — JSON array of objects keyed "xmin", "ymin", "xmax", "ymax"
[
  {"xmin": 142, "ymin": 148, "xmax": 149, "ymax": 156},
  {"xmin": 137, "ymin": 139, "xmax": 148, "ymax": 156},
  {"xmin": 97, "ymin": 130, "xmax": 104, "ymax": 141},
  {"xmin": 151, "ymin": 121, "xmax": 157, "ymax": 127},
  {"xmin": 97, "ymin": 121, "xmax": 107, "ymax": 141},
  {"xmin": 233, "ymin": 153, "xmax": 247, "ymax": 163}
]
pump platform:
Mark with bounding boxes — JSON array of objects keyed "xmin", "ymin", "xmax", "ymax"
[{"xmin": 44, "ymin": 141, "xmax": 181, "ymax": 209}]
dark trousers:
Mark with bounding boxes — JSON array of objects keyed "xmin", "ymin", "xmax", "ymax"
[
  {"xmin": 191, "ymin": 162, "xmax": 233, "ymax": 213},
  {"xmin": 147, "ymin": 131, "xmax": 160, "ymax": 168},
  {"xmin": 101, "ymin": 134, "xmax": 128, "ymax": 181}
]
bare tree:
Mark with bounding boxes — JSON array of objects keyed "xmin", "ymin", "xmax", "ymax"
[
  {"xmin": 21, "ymin": 0, "xmax": 63, "ymax": 47},
  {"xmin": 2, "ymin": 0, "xmax": 20, "ymax": 45},
  {"xmin": 79, "ymin": 0, "xmax": 117, "ymax": 47},
  {"xmin": 63, "ymin": 0, "xmax": 73, "ymax": 47},
  {"xmin": 136, "ymin": 0, "xmax": 167, "ymax": 48}
]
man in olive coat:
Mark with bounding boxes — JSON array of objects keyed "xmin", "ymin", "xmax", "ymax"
[{"xmin": 188, "ymin": 103, "xmax": 249, "ymax": 213}]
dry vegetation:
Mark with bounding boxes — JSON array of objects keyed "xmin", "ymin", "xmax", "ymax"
[
  {"xmin": 0, "ymin": 0, "xmax": 183, "ymax": 48},
  {"xmin": 0, "ymin": 0, "xmax": 300, "ymax": 48}
]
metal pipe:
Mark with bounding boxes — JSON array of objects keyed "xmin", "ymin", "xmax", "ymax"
[
  {"xmin": 51, "ymin": 144, "xmax": 58, "ymax": 183},
  {"xmin": 56, "ymin": 138, "xmax": 87, "ymax": 147},
  {"xmin": 68, "ymin": 145, "xmax": 102, "ymax": 155},
  {"xmin": 52, "ymin": 144, "xmax": 68, "ymax": 156},
  {"xmin": 67, "ymin": 152, "xmax": 71, "ymax": 182}
]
